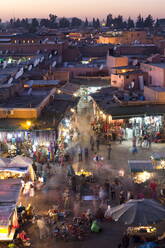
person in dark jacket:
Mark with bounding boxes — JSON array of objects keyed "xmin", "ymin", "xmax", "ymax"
[{"xmin": 121, "ymin": 232, "xmax": 130, "ymax": 248}]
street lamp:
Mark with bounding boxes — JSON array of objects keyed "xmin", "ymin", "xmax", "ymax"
[{"xmin": 26, "ymin": 121, "xmax": 32, "ymax": 128}]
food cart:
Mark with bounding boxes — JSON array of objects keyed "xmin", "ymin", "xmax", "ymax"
[{"xmin": 150, "ymin": 153, "xmax": 165, "ymax": 196}]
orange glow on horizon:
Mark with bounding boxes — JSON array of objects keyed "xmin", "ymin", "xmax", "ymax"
[{"xmin": 0, "ymin": 0, "xmax": 165, "ymax": 21}]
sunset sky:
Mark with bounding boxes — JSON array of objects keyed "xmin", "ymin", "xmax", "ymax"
[{"xmin": 0, "ymin": 0, "xmax": 164, "ymax": 21}]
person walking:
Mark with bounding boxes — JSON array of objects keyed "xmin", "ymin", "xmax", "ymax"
[
  {"xmin": 99, "ymin": 186, "xmax": 106, "ymax": 206},
  {"xmin": 84, "ymin": 147, "xmax": 89, "ymax": 161},
  {"xmin": 121, "ymin": 232, "xmax": 130, "ymax": 248},
  {"xmin": 107, "ymin": 143, "xmax": 112, "ymax": 160},
  {"xmin": 78, "ymin": 146, "xmax": 83, "ymax": 162},
  {"xmin": 63, "ymin": 189, "xmax": 71, "ymax": 209},
  {"xmin": 148, "ymin": 135, "xmax": 152, "ymax": 149},
  {"xmin": 132, "ymin": 136, "xmax": 138, "ymax": 154},
  {"xmin": 96, "ymin": 138, "xmax": 100, "ymax": 152},
  {"xmin": 37, "ymin": 217, "xmax": 49, "ymax": 239},
  {"xmin": 110, "ymin": 183, "xmax": 116, "ymax": 201},
  {"xmin": 71, "ymin": 175, "xmax": 77, "ymax": 193},
  {"xmin": 90, "ymin": 136, "xmax": 95, "ymax": 151}
]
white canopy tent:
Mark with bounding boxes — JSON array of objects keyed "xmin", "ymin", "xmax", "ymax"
[{"xmin": 0, "ymin": 156, "xmax": 35, "ymax": 181}]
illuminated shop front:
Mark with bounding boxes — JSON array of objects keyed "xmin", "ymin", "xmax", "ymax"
[
  {"xmin": 92, "ymin": 99, "xmax": 164, "ymax": 141},
  {"xmin": 0, "ymin": 130, "xmax": 56, "ymax": 161}
]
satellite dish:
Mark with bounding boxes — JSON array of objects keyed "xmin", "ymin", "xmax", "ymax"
[
  {"xmin": 27, "ymin": 88, "xmax": 32, "ymax": 95},
  {"xmin": 40, "ymin": 56, "xmax": 44, "ymax": 62},
  {"xmin": 129, "ymin": 81, "xmax": 135, "ymax": 89},
  {"xmin": 34, "ymin": 58, "xmax": 39, "ymax": 67},
  {"xmin": 3, "ymin": 61, "xmax": 7, "ymax": 69},
  {"xmin": 15, "ymin": 68, "xmax": 24, "ymax": 79},
  {"xmin": 28, "ymin": 65, "xmax": 33, "ymax": 71},
  {"xmin": 49, "ymin": 54, "xmax": 52, "ymax": 59},
  {"xmin": 52, "ymin": 61, "xmax": 57, "ymax": 67},
  {"xmin": 99, "ymin": 64, "xmax": 104, "ymax": 70},
  {"xmin": 43, "ymin": 38, "xmax": 48, "ymax": 44},
  {"xmin": 17, "ymin": 59, "xmax": 21, "ymax": 65},
  {"xmin": 133, "ymin": 59, "xmax": 138, "ymax": 66},
  {"xmin": 7, "ymin": 77, "xmax": 13, "ymax": 85}
]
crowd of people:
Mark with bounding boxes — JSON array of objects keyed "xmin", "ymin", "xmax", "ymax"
[{"xmin": 2, "ymin": 107, "xmax": 165, "ymax": 248}]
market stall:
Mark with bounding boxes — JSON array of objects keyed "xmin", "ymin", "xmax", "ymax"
[
  {"xmin": 128, "ymin": 160, "xmax": 154, "ymax": 184},
  {"xmin": 127, "ymin": 226, "xmax": 157, "ymax": 238},
  {"xmin": 111, "ymin": 199, "xmax": 165, "ymax": 241},
  {"xmin": 75, "ymin": 169, "xmax": 93, "ymax": 177},
  {"xmin": 0, "ymin": 156, "xmax": 36, "ymax": 181},
  {"xmin": 0, "ymin": 179, "xmax": 21, "ymax": 241},
  {"xmin": 150, "ymin": 153, "xmax": 165, "ymax": 192},
  {"xmin": 0, "ymin": 179, "xmax": 21, "ymax": 203},
  {"xmin": 0, "ymin": 130, "xmax": 56, "ymax": 161},
  {"xmin": 0, "ymin": 204, "xmax": 18, "ymax": 241}
]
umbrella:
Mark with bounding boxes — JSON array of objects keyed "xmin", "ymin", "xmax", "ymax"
[{"xmin": 111, "ymin": 199, "xmax": 165, "ymax": 226}]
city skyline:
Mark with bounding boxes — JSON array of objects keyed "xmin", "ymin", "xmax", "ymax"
[{"xmin": 0, "ymin": 0, "xmax": 165, "ymax": 21}]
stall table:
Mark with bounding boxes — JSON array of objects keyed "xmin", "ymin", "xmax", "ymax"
[{"xmin": 127, "ymin": 226, "xmax": 157, "ymax": 238}]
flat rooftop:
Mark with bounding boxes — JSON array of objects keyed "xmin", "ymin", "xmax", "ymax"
[
  {"xmin": 149, "ymin": 63, "xmax": 165, "ymax": 69},
  {"xmin": 0, "ymin": 88, "xmax": 53, "ymax": 108},
  {"xmin": 147, "ymin": 86, "xmax": 165, "ymax": 92},
  {"xmin": 25, "ymin": 80, "xmax": 61, "ymax": 87}
]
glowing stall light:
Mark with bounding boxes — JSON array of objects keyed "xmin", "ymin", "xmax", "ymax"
[
  {"xmin": 7, "ymin": 133, "xmax": 12, "ymax": 139},
  {"xmin": 70, "ymin": 108, "xmax": 75, "ymax": 113},
  {"xmin": 119, "ymin": 169, "xmax": 125, "ymax": 177},
  {"xmin": 156, "ymin": 160, "xmax": 165, "ymax": 170},
  {"xmin": 64, "ymin": 119, "xmax": 70, "ymax": 128},
  {"xmin": 8, "ymin": 57, "xmax": 12, "ymax": 64},
  {"xmin": 64, "ymin": 135, "xmax": 70, "ymax": 143},
  {"xmin": 103, "ymin": 114, "xmax": 107, "ymax": 120},
  {"xmin": 100, "ymin": 111, "xmax": 103, "ymax": 115},
  {"xmin": 26, "ymin": 121, "xmax": 32, "ymax": 128},
  {"xmin": 18, "ymin": 133, "xmax": 22, "ymax": 138},
  {"xmin": 134, "ymin": 171, "xmax": 151, "ymax": 184},
  {"xmin": 108, "ymin": 115, "xmax": 112, "ymax": 123},
  {"xmin": 32, "ymin": 145, "xmax": 37, "ymax": 152},
  {"xmin": 44, "ymin": 143, "xmax": 50, "ymax": 147},
  {"xmin": 57, "ymin": 89, "xmax": 61, "ymax": 94}
]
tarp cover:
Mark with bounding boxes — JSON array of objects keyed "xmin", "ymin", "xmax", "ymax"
[
  {"xmin": 128, "ymin": 160, "xmax": 154, "ymax": 172},
  {"xmin": 9, "ymin": 155, "xmax": 32, "ymax": 167},
  {"xmin": 0, "ymin": 204, "xmax": 15, "ymax": 226},
  {"xmin": 0, "ymin": 179, "xmax": 21, "ymax": 203}
]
